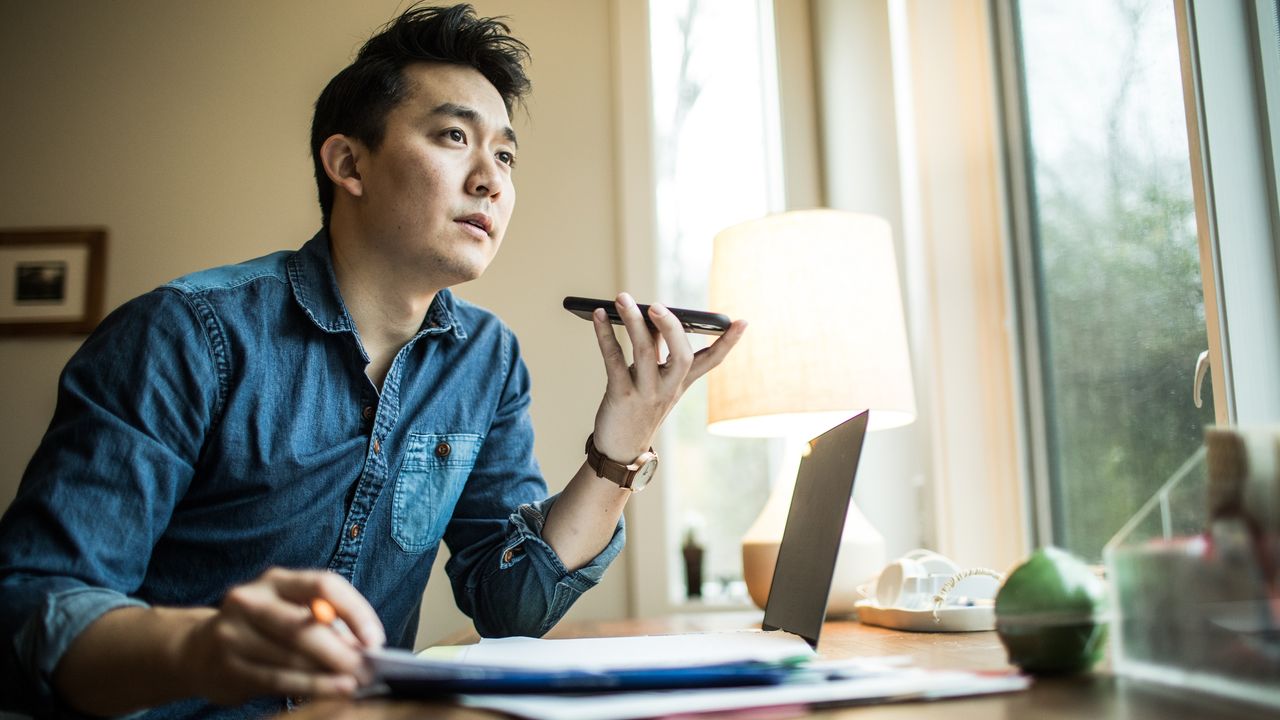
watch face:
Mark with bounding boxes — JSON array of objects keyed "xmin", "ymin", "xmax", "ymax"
[{"xmin": 629, "ymin": 453, "xmax": 659, "ymax": 492}]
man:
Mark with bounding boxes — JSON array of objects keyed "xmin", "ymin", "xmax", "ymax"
[{"xmin": 0, "ymin": 5, "xmax": 745, "ymax": 718}]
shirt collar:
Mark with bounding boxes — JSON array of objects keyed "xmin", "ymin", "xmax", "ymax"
[
  {"xmin": 421, "ymin": 285, "xmax": 467, "ymax": 340},
  {"xmin": 287, "ymin": 229, "xmax": 467, "ymax": 341}
]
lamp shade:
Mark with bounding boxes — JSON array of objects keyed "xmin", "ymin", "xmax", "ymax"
[{"xmin": 707, "ymin": 209, "xmax": 916, "ymax": 438}]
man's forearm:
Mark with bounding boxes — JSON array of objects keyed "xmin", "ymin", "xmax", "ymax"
[
  {"xmin": 53, "ymin": 605, "xmax": 210, "ymax": 716},
  {"xmin": 542, "ymin": 461, "xmax": 630, "ymax": 571}
]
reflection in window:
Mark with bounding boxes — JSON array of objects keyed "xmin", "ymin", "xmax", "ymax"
[
  {"xmin": 1014, "ymin": 0, "xmax": 1214, "ymax": 560},
  {"xmin": 649, "ymin": 0, "xmax": 782, "ymax": 603}
]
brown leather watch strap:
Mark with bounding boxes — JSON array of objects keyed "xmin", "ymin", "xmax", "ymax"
[{"xmin": 584, "ymin": 433, "xmax": 657, "ymax": 490}]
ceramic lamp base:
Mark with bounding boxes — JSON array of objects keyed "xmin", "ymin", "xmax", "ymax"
[
  {"xmin": 741, "ymin": 507, "xmax": 886, "ymax": 615},
  {"xmin": 740, "ymin": 434, "xmax": 886, "ymax": 614}
]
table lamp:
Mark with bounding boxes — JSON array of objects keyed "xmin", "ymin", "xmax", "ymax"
[{"xmin": 707, "ymin": 209, "xmax": 917, "ymax": 614}]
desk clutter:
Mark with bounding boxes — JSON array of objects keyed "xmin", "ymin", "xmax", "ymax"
[
  {"xmin": 366, "ymin": 631, "xmax": 1028, "ymax": 720},
  {"xmin": 1104, "ymin": 426, "xmax": 1280, "ymax": 709},
  {"xmin": 855, "ymin": 549, "xmax": 1004, "ymax": 632}
]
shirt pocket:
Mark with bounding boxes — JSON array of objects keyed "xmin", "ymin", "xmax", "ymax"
[{"xmin": 391, "ymin": 432, "xmax": 483, "ymax": 553}]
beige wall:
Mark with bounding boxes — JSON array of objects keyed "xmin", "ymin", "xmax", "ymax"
[{"xmin": 0, "ymin": 0, "xmax": 629, "ymax": 648}]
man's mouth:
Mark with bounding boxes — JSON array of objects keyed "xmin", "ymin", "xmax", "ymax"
[{"xmin": 456, "ymin": 214, "xmax": 493, "ymax": 236}]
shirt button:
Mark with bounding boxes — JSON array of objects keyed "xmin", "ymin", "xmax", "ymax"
[
  {"xmin": 372, "ymin": 438, "xmax": 381, "ymax": 454},
  {"xmin": 435, "ymin": 442, "xmax": 451, "ymax": 458},
  {"xmin": 502, "ymin": 549, "xmax": 514, "ymax": 563},
  {"xmin": 362, "ymin": 405, "xmax": 375, "ymax": 421},
  {"xmin": 350, "ymin": 524, "xmax": 361, "ymax": 539}
]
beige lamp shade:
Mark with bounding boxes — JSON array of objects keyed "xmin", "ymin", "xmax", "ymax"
[{"xmin": 707, "ymin": 209, "xmax": 917, "ymax": 437}]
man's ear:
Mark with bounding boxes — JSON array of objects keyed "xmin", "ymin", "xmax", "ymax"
[{"xmin": 320, "ymin": 134, "xmax": 365, "ymax": 199}]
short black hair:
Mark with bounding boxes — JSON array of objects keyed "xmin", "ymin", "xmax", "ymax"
[{"xmin": 310, "ymin": 3, "xmax": 531, "ymax": 226}]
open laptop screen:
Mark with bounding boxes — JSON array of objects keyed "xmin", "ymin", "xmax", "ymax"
[{"xmin": 761, "ymin": 411, "xmax": 869, "ymax": 648}]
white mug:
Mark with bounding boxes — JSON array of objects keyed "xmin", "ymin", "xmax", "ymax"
[{"xmin": 874, "ymin": 550, "xmax": 960, "ymax": 610}]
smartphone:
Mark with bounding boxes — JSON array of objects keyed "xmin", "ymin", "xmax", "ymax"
[{"xmin": 563, "ymin": 296, "xmax": 731, "ymax": 336}]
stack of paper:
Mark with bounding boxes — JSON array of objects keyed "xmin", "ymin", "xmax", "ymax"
[
  {"xmin": 431, "ymin": 630, "xmax": 816, "ymax": 668},
  {"xmin": 364, "ymin": 631, "xmax": 1029, "ymax": 720},
  {"xmin": 366, "ymin": 631, "xmax": 814, "ymax": 694}
]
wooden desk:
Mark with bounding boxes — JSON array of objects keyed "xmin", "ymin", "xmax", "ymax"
[{"xmin": 287, "ymin": 612, "xmax": 1274, "ymax": 719}]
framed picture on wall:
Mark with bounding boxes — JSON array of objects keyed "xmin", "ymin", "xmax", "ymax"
[{"xmin": 0, "ymin": 229, "xmax": 106, "ymax": 336}]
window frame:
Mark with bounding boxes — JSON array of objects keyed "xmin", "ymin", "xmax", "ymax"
[
  {"xmin": 1174, "ymin": 0, "xmax": 1280, "ymax": 426},
  {"xmin": 991, "ymin": 0, "xmax": 1055, "ymax": 547}
]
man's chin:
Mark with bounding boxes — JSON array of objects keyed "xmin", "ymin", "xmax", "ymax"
[{"xmin": 436, "ymin": 258, "xmax": 492, "ymax": 287}]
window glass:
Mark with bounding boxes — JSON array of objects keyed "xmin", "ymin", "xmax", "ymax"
[
  {"xmin": 1014, "ymin": 0, "xmax": 1214, "ymax": 560},
  {"xmin": 649, "ymin": 0, "xmax": 782, "ymax": 603}
]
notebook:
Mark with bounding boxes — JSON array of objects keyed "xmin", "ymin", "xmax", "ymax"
[{"xmin": 366, "ymin": 411, "xmax": 871, "ymax": 694}]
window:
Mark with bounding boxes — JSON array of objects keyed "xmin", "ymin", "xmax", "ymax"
[
  {"xmin": 1174, "ymin": 0, "xmax": 1280, "ymax": 425},
  {"xmin": 1003, "ymin": 0, "xmax": 1214, "ymax": 560},
  {"xmin": 646, "ymin": 0, "xmax": 784, "ymax": 604}
]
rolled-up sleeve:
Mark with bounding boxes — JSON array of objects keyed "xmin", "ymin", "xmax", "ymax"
[
  {"xmin": 0, "ymin": 288, "xmax": 218, "ymax": 716},
  {"xmin": 443, "ymin": 327, "xmax": 624, "ymax": 638},
  {"xmin": 8, "ymin": 584, "xmax": 148, "ymax": 714}
]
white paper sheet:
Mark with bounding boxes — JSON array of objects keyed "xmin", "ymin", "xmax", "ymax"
[
  {"xmin": 436, "ymin": 630, "xmax": 816, "ymax": 671},
  {"xmin": 458, "ymin": 666, "xmax": 1030, "ymax": 720}
]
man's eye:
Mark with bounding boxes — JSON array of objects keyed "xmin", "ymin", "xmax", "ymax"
[
  {"xmin": 497, "ymin": 151, "xmax": 516, "ymax": 167},
  {"xmin": 446, "ymin": 129, "xmax": 465, "ymax": 143}
]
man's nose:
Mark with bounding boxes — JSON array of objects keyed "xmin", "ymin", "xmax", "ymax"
[{"xmin": 467, "ymin": 154, "xmax": 504, "ymax": 199}]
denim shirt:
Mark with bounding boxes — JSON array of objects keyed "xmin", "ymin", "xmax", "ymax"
[{"xmin": 0, "ymin": 231, "xmax": 624, "ymax": 719}]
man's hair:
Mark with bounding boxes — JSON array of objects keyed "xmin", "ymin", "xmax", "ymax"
[{"xmin": 310, "ymin": 3, "xmax": 531, "ymax": 226}]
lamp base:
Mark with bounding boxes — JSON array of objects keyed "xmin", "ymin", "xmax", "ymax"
[
  {"xmin": 741, "ymin": 540, "xmax": 781, "ymax": 610},
  {"xmin": 739, "ymin": 433, "xmax": 887, "ymax": 614},
  {"xmin": 741, "ymin": 504, "xmax": 886, "ymax": 615}
]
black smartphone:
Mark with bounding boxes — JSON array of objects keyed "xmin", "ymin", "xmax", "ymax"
[{"xmin": 562, "ymin": 296, "xmax": 731, "ymax": 336}]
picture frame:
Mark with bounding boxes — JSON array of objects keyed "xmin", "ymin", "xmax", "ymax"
[{"xmin": 0, "ymin": 228, "xmax": 107, "ymax": 336}]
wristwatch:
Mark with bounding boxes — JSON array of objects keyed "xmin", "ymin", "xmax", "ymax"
[{"xmin": 584, "ymin": 433, "xmax": 659, "ymax": 492}]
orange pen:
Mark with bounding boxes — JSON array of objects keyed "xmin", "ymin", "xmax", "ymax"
[{"xmin": 310, "ymin": 597, "xmax": 360, "ymax": 645}]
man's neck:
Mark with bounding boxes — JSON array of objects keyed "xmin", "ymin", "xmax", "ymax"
[{"xmin": 327, "ymin": 226, "xmax": 439, "ymax": 389}]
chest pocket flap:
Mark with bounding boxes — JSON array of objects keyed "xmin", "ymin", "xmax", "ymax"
[{"xmin": 392, "ymin": 432, "xmax": 483, "ymax": 553}]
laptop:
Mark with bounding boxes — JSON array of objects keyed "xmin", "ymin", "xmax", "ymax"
[
  {"xmin": 368, "ymin": 411, "xmax": 869, "ymax": 693},
  {"xmin": 761, "ymin": 410, "xmax": 870, "ymax": 648}
]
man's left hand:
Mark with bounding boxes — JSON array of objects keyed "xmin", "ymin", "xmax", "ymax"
[{"xmin": 589, "ymin": 292, "xmax": 746, "ymax": 463}]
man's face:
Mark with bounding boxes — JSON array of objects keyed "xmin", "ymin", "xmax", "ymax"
[{"xmin": 353, "ymin": 62, "xmax": 517, "ymax": 287}]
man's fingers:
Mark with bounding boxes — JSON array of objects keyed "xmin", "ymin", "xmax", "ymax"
[
  {"xmin": 592, "ymin": 309, "xmax": 631, "ymax": 388},
  {"xmin": 221, "ymin": 581, "xmax": 311, "ymax": 639},
  {"xmin": 222, "ymin": 584, "xmax": 365, "ymax": 677},
  {"xmin": 262, "ymin": 568, "xmax": 386, "ymax": 648},
  {"xmin": 685, "ymin": 319, "xmax": 748, "ymax": 387},
  {"xmin": 217, "ymin": 567, "xmax": 385, "ymax": 682},
  {"xmin": 647, "ymin": 304, "xmax": 693, "ymax": 386},
  {"xmin": 211, "ymin": 615, "xmax": 325, "ymax": 673},
  {"xmin": 614, "ymin": 293, "xmax": 658, "ymax": 389}
]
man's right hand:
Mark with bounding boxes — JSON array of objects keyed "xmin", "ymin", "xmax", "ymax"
[
  {"xmin": 182, "ymin": 568, "xmax": 386, "ymax": 704},
  {"xmin": 55, "ymin": 568, "xmax": 386, "ymax": 715}
]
